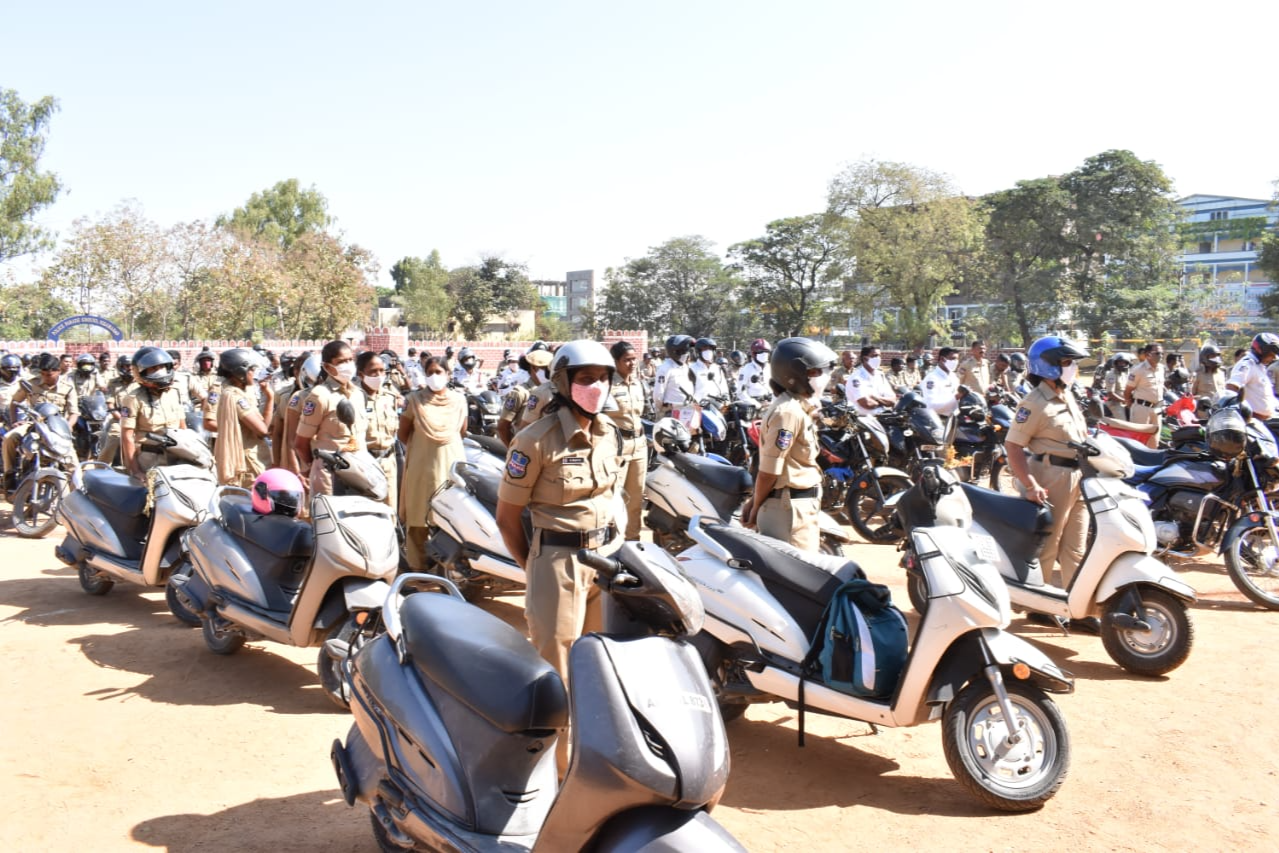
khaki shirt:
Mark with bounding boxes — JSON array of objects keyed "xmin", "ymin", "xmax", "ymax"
[
  {"xmin": 901, "ymin": 367, "xmax": 922, "ymax": 388},
  {"xmin": 364, "ymin": 384, "xmax": 400, "ymax": 452},
  {"xmin": 757, "ymin": 392, "xmax": 820, "ymax": 490},
  {"xmin": 1104, "ymin": 368, "xmax": 1129, "ymax": 398},
  {"xmin": 0, "ymin": 379, "xmax": 20, "ymax": 423},
  {"xmin": 1192, "ymin": 369, "xmax": 1225, "ymax": 399},
  {"xmin": 122, "ymin": 385, "xmax": 186, "ymax": 434},
  {"xmin": 957, "ymin": 356, "xmax": 991, "ymax": 392},
  {"xmin": 221, "ymin": 383, "xmax": 268, "ymax": 455},
  {"xmin": 1006, "ymin": 382, "xmax": 1087, "ymax": 459},
  {"xmin": 1126, "ymin": 361, "xmax": 1165, "ymax": 404},
  {"xmin": 298, "ymin": 377, "xmax": 367, "ymax": 453},
  {"xmin": 72, "ymin": 371, "xmax": 102, "ymax": 399},
  {"xmin": 604, "ymin": 370, "xmax": 647, "ymax": 460},
  {"xmin": 170, "ymin": 370, "xmax": 195, "ymax": 408},
  {"xmin": 190, "ymin": 371, "xmax": 216, "ymax": 403},
  {"xmin": 499, "ymin": 381, "xmax": 535, "ymax": 426},
  {"xmin": 105, "ymin": 377, "xmax": 134, "ymax": 413},
  {"xmin": 518, "ymin": 382, "xmax": 556, "ymax": 432},
  {"xmin": 498, "ymin": 406, "xmax": 622, "ymax": 533},
  {"xmin": 831, "ymin": 365, "xmax": 851, "ymax": 395},
  {"xmin": 13, "ymin": 375, "xmax": 78, "ymax": 419}
]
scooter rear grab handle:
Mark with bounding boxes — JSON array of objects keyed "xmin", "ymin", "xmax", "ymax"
[
  {"xmin": 382, "ymin": 573, "xmax": 465, "ymax": 644},
  {"xmin": 206, "ymin": 485, "xmax": 251, "ymax": 518}
]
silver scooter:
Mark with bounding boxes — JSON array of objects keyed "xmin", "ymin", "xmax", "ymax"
[
  {"xmin": 54, "ymin": 429, "xmax": 217, "ymax": 624},
  {"xmin": 171, "ymin": 451, "xmax": 398, "ymax": 708},
  {"xmin": 330, "ymin": 541, "xmax": 745, "ymax": 852}
]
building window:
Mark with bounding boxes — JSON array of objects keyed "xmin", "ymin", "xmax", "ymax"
[
  {"xmin": 1198, "ymin": 241, "xmax": 1213, "ymax": 254},
  {"xmin": 1209, "ymin": 210, "xmax": 1229, "ymax": 221}
]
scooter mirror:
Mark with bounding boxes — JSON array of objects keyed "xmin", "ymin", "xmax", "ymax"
[{"xmin": 336, "ymin": 399, "xmax": 356, "ymax": 427}]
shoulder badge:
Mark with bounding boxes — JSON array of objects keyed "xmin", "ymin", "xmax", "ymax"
[
  {"xmin": 236, "ymin": 397, "xmax": 251, "ymax": 412},
  {"xmin": 925, "ymin": 380, "xmax": 935, "ymax": 390},
  {"xmin": 1015, "ymin": 406, "xmax": 1031, "ymax": 424},
  {"xmin": 504, "ymin": 395, "xmax": 517, "ymax": 411},
  {"xmin": 121, "ymin": 406, "xmax": 131, "ymax": 418},
  {"xmin": 208, "ymin": 391, "xmax": 219, "ymax": 406},
  {"xmin": 526, "ymin": 395, "xmax": 538, "ymax": 411},
  {"xmin": 507, "ymin": 449, "xmax": 530, "ymax": 479},
  {"xmin": 775, "ymin": 428, "xmax": 794, "ymax": 450},
  {"xmin": 303, "ymin": 399, "xmax": 317, "ymax": 417}
]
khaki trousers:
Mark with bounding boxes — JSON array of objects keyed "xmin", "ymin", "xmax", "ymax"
[
  {"xmin": 374, "ymin": 452, "xmax": 397, "ymax": 510},
  {"xmin": 2, "ymin": 426, "xmax": 28, "ymax": 474},
  {"xmin": 1129, "ymin": 401, "xmax": 1160, "ymax": 448},
  {"xmin": 1027, "ymin": 459, "xmax": 1088, "ymax": 589},
  {"xmin": 619, "ymin": 456, "xmax": 646, "ymax": 541},
  {"xmin": 96, "ymin": 423, "xmax": 121, "ymax": 465},
  {"xmin": 757, "ymin": 493, "xmax": 821, "ymax": 551},
  {"xmin": 404, "ymin": 525, "xmax": 431, "ymax": 572}
]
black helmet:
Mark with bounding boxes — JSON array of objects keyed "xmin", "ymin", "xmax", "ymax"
[
  {"xmin": 528, "ymin": 340, "xmax": 550, "ymax": 353},
  {"xmin": 0, "ymin": 354, "xmax": 21, "ymax": 381},
  {"xmin": 75, "ymin": 354, "xmax": 96, "ymax": 370},
  {"xmin": 34, "ymin": 352, "xmax": 61, "ymax": 373},
  {"xmin": 20, "ymin": 353, "xmax": 31, "ymax": 367},
  {"xmin": 98, "ymin": 351, "xmax": 111, "ymax": 363},
  {"xmin": 115, "ymin": 354, "xmax": 133, "ymax": 377},
  {"xmin": 1207, "ymin": 408, "xmax": 1248, "ymax": 460},
  {"xmin": 694, "ymin": 337, "xmax": 717, "ymax": 352},
  {"xmin": 196, "ymin": 349, "xmax": 215, "ymax": 367},
  {"xmin": 379, "ymin": 348, "xmax": 399, "ymax": 367},
  {"xmin": 1110, "ymin": 351, "xmax": 1134, "ymax": 370},
  {"xmin": 896, "ymin": 390, "xmax": 928, "ymax": 413},
  {"xmin": 728, "ymin": 350, "xmax": 746, "ymax": 368},
  {"xmin": 457, "ymin": 347, "xmax": 477, "ymax": 369},
  {"xmin": 217, "ymin": 347, "xmax": 259, "ymax": 382},
  {"xmin": 1250, "ymin": 333, "xmax": 1279, "ymax": 360},
  {"xmin": 768, "ymin": 337, "xmax": 837, "ymax": 397},
  {"xmin": 133, "ymin": 346, "xmax": 176, "ymax": 389},
  {"xmin": 665, "ymin": 334, "xmax": 695, "ymax": 362}
]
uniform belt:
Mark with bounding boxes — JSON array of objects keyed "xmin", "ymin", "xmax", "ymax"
[
  {"xmin": 368, "ymin": 445, "xmax": 394, "ymax": 458},
  {"xmin": 540, "ymin": 525, "xmax": 617, "ymax": 549},
  {"xmin": 618, "ymin": 427, "xmax": 637, "ymax": 439},
  {"xmin": 769, "ymin": 485, "xmax": 819, "ymax": 499},
  {"xmin": 1133, "ymin": 399, "xmax": 1156, "ymax": 407},
  {"xmin": 1034, "ymin": 454, "xmax": 1079, "ymax": 469}
]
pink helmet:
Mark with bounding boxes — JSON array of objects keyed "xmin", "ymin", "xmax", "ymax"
[
  {"xmin": 749, "ymin": 338, "xmax": 772, "ymax": 356},
  {"xmin": 251, "ymin": 468, "xmax": 304, "ymax": 516}
]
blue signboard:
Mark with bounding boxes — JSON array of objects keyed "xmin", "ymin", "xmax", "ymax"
[{"xmin": 47, "ymin": 315, "xmax": 125, "ymax": 342}]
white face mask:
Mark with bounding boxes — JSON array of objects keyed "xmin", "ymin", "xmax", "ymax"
[
  {"xmin": 700, "ymin": 350, "xmax": 715, "ymax": 363},
  {"xmin": 864, "ymin": 356, "xmax": 881, "ymax": 371},
  {"xmin": 425, "ymin": 373, "xmax": 449, "ymax": 392},
  {"xmin": 1060, "ymin": 363, "xmax": 1079, "ymax": 385},
  {"xmin": 942, "ymin": 357, "xmax": 959, "ymax": 373},
  {"xmin": 330, "ymin": 362, "xmax": 356, "ymax": 384},
  {"xmin": 808, "ymin": 370, "xmax": 831, "ymax": 399},
  {"xmin": 363, "ymin": 374, "xmax": 384, "ymax": 391},
  {"xmin": 755, "ymin": 352, "xmax": 768, "ymax": 365}
]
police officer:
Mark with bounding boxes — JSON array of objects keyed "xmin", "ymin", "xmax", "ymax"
[
  {"xmin": 690, "ymin": 337, "xmax": 731, "ymax": 404},
  {"xmin": 212, "ymin": 348, "xmax": 274, "ymax": 487},
  {"xmin": 5, "ymin": 352, "xmax": 79, "ymax": 490},
  {"xmin": 653, "ymin": 334, "xmax": 696, "ymax": 415},
  {"xmin": 451, "ymin": 347, "xmax": 485, "ymax": 394},
  {"xmin": 358, "ymin": 350, "xmax": 400, "ymax": 508},
  {"xmin": 190, "ymin": 349, "xmax": 217, "ymax": 405},
  {"xmin": 831, "ymin": 350, "xmax": 855, "ymax": 399},
  {"xmin": 277, "ymin": 353, "xmax": 322, "ymax": 477},
  {"xmin": 1005, "ymin": 336, "xmax": 1097, "ymax": 632},
  {"xmin": 497, "ymin": 346, "xmax": 553, "ymax": 447},
  {"xmin": 1124, "ymin": 343, "xmax": 1165, "ymax": 446},
  {"xmin": 957, "ymin": 340, "xmax": 991, "ymax": 392},
  {"xmin": 71, "ymin": 354, "xmax": 102, "ymax": 397},
  {"xmin": 0, "ymin": 355, "xmax": 23, "ymax": 425},
  {"xmin": 742, "ymin": 337, "xmax": 835, "ymax": 551},
  {"xmin": 1227, "ymin": 333, "xmax": 1279, "ymax": 420},
  {"xmin": 495, "ymin": 340, "xmax": 623, "ymax": 766},
  {"xmin": 604, "ymin": 340, "xmax": 647, "ymax": 541},
  {"xmin": 846, "ymin": 345, "xmax": 895, "ymax": 417},
  {"xmin": 1193, "ymin": 344, "xmax": 1226, "ymax": 399},
  {"xmin": 922, "ymin": 346, "xmax": 963, "ymax": 415},
  {"xmin": 295, "ymin": 340, "xmax": 367, "ymax": 496},
  {"xmin": 735, "ymin": 338, "xmax": 773, "ymax": 404},
  {"xmin": 120, "ymin": 347, "xmax": 186, "ymax": 479},
  {"xmin": 97, "ymin": 355, "xmax": 135, "ymax": 466}
]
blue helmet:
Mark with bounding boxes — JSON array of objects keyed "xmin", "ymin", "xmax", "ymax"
[{"xmin": 1027, "ymin": 336, "xmax": 1089, "ymax": 381}]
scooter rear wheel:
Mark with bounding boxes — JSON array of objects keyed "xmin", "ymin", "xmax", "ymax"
[
  {"xmin": 942, "ymin": 679, "xmax": 1070, "ymax": 811},
  {"xmin": 847, "ymin": 473, "xmax": 910, "ymax": 545},
  {"xmin": 165, "ymin": 566, "xmax": 202, "ymax": 627},
  {"xmin": 78, "ymin": 562, "xmax": 114, "ymax": 596}
]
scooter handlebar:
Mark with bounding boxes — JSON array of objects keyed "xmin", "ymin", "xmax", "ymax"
[{"xmin": 577, "ymin": 549, "xmax": 622, "ymax": 577}]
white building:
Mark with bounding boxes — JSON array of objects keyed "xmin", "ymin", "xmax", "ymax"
[{"xmin": 1176, "ymin": 194, "xmax": 1277, "ymax": 326}]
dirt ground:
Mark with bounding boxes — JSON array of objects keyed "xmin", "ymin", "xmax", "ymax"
[{"xmin": 1, "ymin": 512, "xmax": 1276, "ymax": 853}]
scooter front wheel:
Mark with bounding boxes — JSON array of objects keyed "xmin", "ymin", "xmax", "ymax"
[
  {"xmin": 318, "ymin": 615, "xmax": 366, "ymax": 710},
  {"xmin": 202, "ymin": 616, "xmax": 245, "ymax": 655},
  {"xmin": 847, "ymin": 473, "xmax": 910, "ymax": 545},
  {"xmin": 165, "ymin": 564, "xmax": 202, "ymax": 627},
  {"xmin": 942, "ymin": 680, "xmax": 1070, "ymax": 812},
  {"xmin": 1100, "ymin": 587, "xmax": 1193, "ymax": 676}
]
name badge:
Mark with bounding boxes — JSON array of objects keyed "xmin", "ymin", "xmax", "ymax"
[{"xmin": 562, "ymin": 456, "xmax": 585, "ymax": 465}]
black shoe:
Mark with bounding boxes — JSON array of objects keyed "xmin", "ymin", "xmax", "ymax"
[
  {"xmin": 1067, "ymin": 617, "xmax": 1102, "ymax": 635},
  {"xmin": 1025, "ymin": 612, "xmax": 1064, "ymax": 629}
]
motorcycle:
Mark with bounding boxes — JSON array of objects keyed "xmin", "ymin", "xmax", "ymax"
[
  {"xmin": 170, "ymin": 452, "xmax": 399, "ymax": 708},
  {"xmin": 720, "ymin": 400, "xmax": 758, "ymax": 469},
  {"xmin": 74, "ymin": 390, "xmax": 109, "ymax": 461},
  {"xmin": 10, "ymin": 400, "xmax": 80, "ymax": 538},
  {"xmin": 466, "ymin": 390, "xmax": 502, "ymax": 438},
  {"xmin": 329, "ymin": 546, "xmax": 743, "ymax": 852},
  {"xmin": 905, "ymin": 437, "xmax": 1196, "ymax": 676},
  {"xmin": 644, "ymin": 418, "xmax": 852, "ymax": 556},
  {"xmin": 1124, "ymin": 405, "xmax": 1279, "ymax": 610},
  {"xmin": 53, "ymin": 429, "xmax": 216, "ymax": 624},
  {"xmin": 812, "ymin": 405, "xmax": 911, "ymax": 543},
  {"xmin": 679, "ymin": 507, "xmax": 1073, "ymax": 811},
  {"xmin": 946, "ymin": 390, "xmax": 1014, "ymax": 491}
]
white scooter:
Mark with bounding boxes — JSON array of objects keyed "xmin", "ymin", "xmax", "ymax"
[
  {"xmin": 678, "ymin": 492, "xmax": 1074, "ymax": 812},
  {"xmin": 425, "ymin": 459, "xmax": 526, "ymax": 600},
  {"xmin": 646, "ymin": 417, "xmax": 853, "ymax": 555},
  {"xmin": 54, "ymin": 429, "xmax": 217, "ymax": 624},
  {"xmin": 903, "ymin": 436, "xmax": 1196, "ymax": 676}
]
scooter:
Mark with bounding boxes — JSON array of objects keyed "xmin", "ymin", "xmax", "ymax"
[
  {"xmin": 329, "ymin": 544, "xmax": 744, "ymax": 852},
  {"xmin": 645, "ymin": 417, "xmax": 853, "ymax": 555},
  {"xmin": 424, "ymin": 458, "xmax": 527, "ymax": 600},
  {"xmin": 54, "ymin": 429, "xmax": 216, "ymax": 624},
  {"xmin": 678, "ymin": 499, "xmax": 1074, "ymax": 812},
  {"xmin": 904, "ymin": 436, "xmax": 1196, "ymax": 676},
  {"xmin": 171, "ymin": 453, "xmax": 399, "ymax": 708}
]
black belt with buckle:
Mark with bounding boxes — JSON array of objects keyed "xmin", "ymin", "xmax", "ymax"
[
  {"xmin": 618, "ymin": 427, "xmax": 637, "ymax": 439},
  {"xmin": 369, "ymin": 446, "xmax": 394, "ymax": 459},
  {"xmin": 1133, "ymin": 399, "xmax": 1156, "ymax": 407},
  {"xmin": 769, "ymin": 485, "xmax": 820, "ymax": 499},
  {"xmin": 1034, "ymin": 454, "xmax": 1079, "ymax": 469},
  {"xmin": 540, "ymin": 525, "xmax": 617, "ymax": 549}
]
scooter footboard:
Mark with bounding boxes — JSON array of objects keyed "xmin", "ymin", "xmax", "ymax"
[{"xmin": 925, "ymin": 630, "xmax": 1073, "ymax": 717}]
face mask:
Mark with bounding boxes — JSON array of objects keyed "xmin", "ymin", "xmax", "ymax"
[
  {"xmin": 331, "ymin": 362, "xmax": 356, "ymax": 384},
  {"xmin": 1060, "ymin": 363, "xmax": 1079, "ymax": 385},
  {"xmin": 864, "ymin": 356, "xmax": 881, "ymax": 371},
  {"xmin": 808, "ymin": 370, "xmax": 831, "ymax": 399},
  {"xmin": 700, "ymin": 350, "xmax": 715, "ymax": 363},
  {"xmin": 363, "ymin": 374, "xmax": 384, "ymax": 391},
  {"xmin": 943, "ymin": 357, "xmax": 959, "ymax": 372},
  {"xmin": 755, "ymin": 353, "xmax": 768, "ymax": 365},
  {"xmin": 571, "ymin": 379, "xmax": 609, "ymax": 414},
  {"xmin": 425, "ymin": 373, "xmax": 449, "ymax": 392}
]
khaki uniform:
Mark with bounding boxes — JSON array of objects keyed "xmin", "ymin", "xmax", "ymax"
[
  {"xmin": 1192, "ymin": 369, "xmax": 1225, "ymax": 399},
  {"xmin": 298, "ymin": 377, "xmax": 367, "ymax": 496},
  {"xmin": 886, "ymin": 368, "xmax": 913, "ymax": 391},
  {"xmin": 504, "ymin": 381, "xmax": 556, "ymax": 435},
  {"xmin": 72, "ymin": 371, "xmax": 103, "ymax": 399},
  {"xmin": 957, "ymin": 356, "xmax": 991, "ymax": 392},
  {"xmin": 169, "ymin": 370, "xmax": 196, "ymax": 408},
  {"xmin": 604, "ymin": 370, "xmax": 648, "ymax": 541},
  {"xmin": 5, "ymin": 376, "xmax": 79, "ymax": 475},
  {"xmin": 213, "ymin": 384, "xmax": 270, "ymax": 486},
  {"xmin": 900, "ymin": 366, "xmax": 922, "ymax": 388},
  {"xmin": 97, "ymin": 377, "xmax": 135, "ymax": 464},
  {"xmin": 497, "ymin": 406, "xmax": 622, "ymax": 756},
  {"xmin": 756, "ymin": 392, "xmax": 821, "ymax": 551},
  {"xmin": 363, "ymin": 383, "xmax": 400, "ymax": 508},
  {"xmin": 499, "ymin": 381, "xmax": 536, "ymax": 433},
  {"xmin": 280, "ymin": 386, "xmax": 312, "ymax": 475},
  {"xmin": 121, "ymin": 385, "xmax": 186, "ymax": 474},
  {"xmin": 0, "ymin": 379, "xmax": 21, "ymax": 425},
  {"xmin": 1126, "ymin": 361, "xmax": 1165, "ymax": 442},
  {"xmin": 190, "ymin": 371, "xmax": 216, "ymax": 405},
  {"xmin": 831, "ymin": 365, "xmax": 851, "ymax": 400},
  {"xmin": 1007, "ymin": 383, "xmax": 1089, "ymax": 588}
]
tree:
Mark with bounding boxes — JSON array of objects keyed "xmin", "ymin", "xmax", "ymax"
[
  {"xmin": 0, "ymin": 272, "xmax": 75, "ymax": 339},
  {"xmin": 729, "ymin": 214, "xmax": 849, "ymax": 337},
  {"xmin": 597, "ymin": 236, "xmax": 738, "ymax": 338},
  {"xmin": 390, "ymin": 252, "xmax": 452, "ymax": 335},
  {"xmin": 827, "ymin": 160, "xmax": 987, "ymax": 348},
  {"xmin": 216, "ymin": 179, "xmax": 331, "ymax": 249},
  {"xmin": 0, "ymin": 89, "xmax": 62, "ymax": 264},
  {"xmin": 447, "ymin": 257, "xmax": 536, "ymax": 340},
  {"xmin": 278, "ymin": 233, "xmax": 377, "ymax": 339}
]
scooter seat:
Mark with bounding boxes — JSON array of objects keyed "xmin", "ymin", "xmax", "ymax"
[
  {"xmin": 671, "ymin": 452, "xmax": 752, "ymax": 498},
  {"xmin": 705, "ymin": 523, "xmax": 864, "ymax": 640},
  {"xmin": 459, "ymin": 464, "xmax": 501, "ymax": 515},
  {"xmin": 219, "ymin": 496, "xmax": 314, "ymax": 559},
  {"xmin": 959, "ymin": 484, "xmax": 1052, "ymax": 577},
  {"xmin": 82, "ymin": 469, "xmax": 149, "ymax": 517},
  {"xmin": 468, "ymin": 433, "xmax": 507, "ymax": 459},
  {"xmin": 1113, "ymin": 436, "xmax": 1167, "ymax": 467},
  {"xmin": 401, "ymin": 591, "xmax": 568, "ymax": 734}
]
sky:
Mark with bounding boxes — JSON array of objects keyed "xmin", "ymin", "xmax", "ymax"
[{"xmin": 4, "ymin": 0, "xmax": 1277, "ymax": 287}]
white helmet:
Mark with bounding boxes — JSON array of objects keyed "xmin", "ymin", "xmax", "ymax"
[
  {"xmin": 549, "ymin": 340, "xmax": 614, "ymax": 398},
  {"xmin": 652, "ymin": 417, "xmax": 691, "ymax": 453},
  {"xmin": 298, "ymin": 354, "xmax": 322, "ymax": 389}
]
